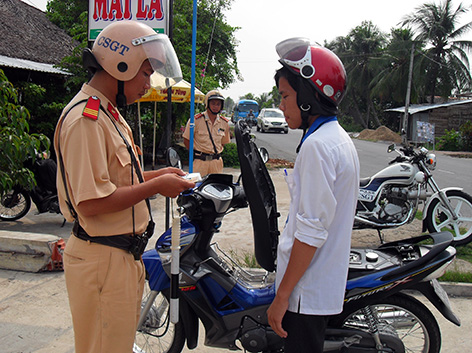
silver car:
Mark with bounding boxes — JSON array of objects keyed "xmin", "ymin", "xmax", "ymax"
[{"xmin": 257, "ymin": 108, "xmax": 288, "ymax": 134}]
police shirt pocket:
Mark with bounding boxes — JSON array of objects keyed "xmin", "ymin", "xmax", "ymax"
[{"xmin": 115, "ymin": 146, "xmax": 133, "ymax": 185}]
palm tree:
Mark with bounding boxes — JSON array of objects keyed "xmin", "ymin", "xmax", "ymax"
[
  {"xmin": 370, "ymin": 28, "xmax": 426, "ymax": 106},
  {"xmin": 401, "ymin": 0, "xmax": 472, "ymax": 102},
  {"xmin": 330, "ymin": 21, "xmax": 387, "ymax": 128}
]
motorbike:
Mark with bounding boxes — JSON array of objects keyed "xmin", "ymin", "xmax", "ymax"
[
  {"xmin": 133, "ymin": 121, "xmax": 460, "ymax": 353},
  {"xmin": 0, "ymin": 153, "xmax": 61, "ymax": 221},
  {"xmin": 355, "ymin": 143, "xmax": 472, "ymax": 246}
]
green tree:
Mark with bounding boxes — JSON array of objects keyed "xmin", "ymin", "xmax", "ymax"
[
  {"xmin": 256, "ymin": 92, "xmax": 270, "ymax": 109},
  {"xmin": 224, "ymin": 96, "xmax": 235, "ymax": 114},
  {"xmin": 330, "ymin": 21, "xmax": 387, "ymax": 129},
  {"xmin": 45, "ymin": 0, "xmax": 240, "ymax": 154},
  {"xmin": 269, "ymin": 85, "xmax": 281, "ymax": 107},
  {"xmin": 370, "ymin": 28, "xmax": 422, "ymax": 105},
  {"xmin": 0, "ymin": 70, "xmax": 50, "ymax": 195},
  {"xmin": 401, "ymin": 0, "xmax": 472, "ymax": 102}
]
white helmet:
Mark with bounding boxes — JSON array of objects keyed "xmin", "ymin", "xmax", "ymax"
[
  {"xmin": 91, "ymin": 21, "xmax": 182, "ymax": 88},
  {"xmin": 204, "ymin": 90, "xmax": 225, "ymax": 113}
]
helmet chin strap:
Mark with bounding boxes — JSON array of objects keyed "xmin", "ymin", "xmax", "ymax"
[
  {"xmin": 296, "ymin": 109, "xmax": 311, "ymax": 153},
  {"xmin": 116, "ymin": 80, "xmax": 127, "ymax": 110}
]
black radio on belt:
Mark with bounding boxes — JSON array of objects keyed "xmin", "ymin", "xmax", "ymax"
[{"xmin": 129, "ymin": 220, "xmax": 155, "ymax": 260}]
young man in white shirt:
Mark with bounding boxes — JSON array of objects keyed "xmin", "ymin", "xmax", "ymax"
[{"xmin": 267, "ymin": 38, "xmax": 360, "ymax": 353}]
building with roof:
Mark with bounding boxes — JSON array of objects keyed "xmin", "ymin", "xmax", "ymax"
[
  {"xmin": 0, "ymin": 0, "xmax": 75, "ymax": 83},
  {"xmin": 386, "ymin": 99, "xmax": 472, "ymax": 143}
]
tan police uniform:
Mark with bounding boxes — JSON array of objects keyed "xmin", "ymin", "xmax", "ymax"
[
  {"xmin": 183, "ymin": 111, "xmax": 230, "ymax": 175},
  {"xmin": 54, "ymin": 83, "xmax": 146, "ymax": 353}
]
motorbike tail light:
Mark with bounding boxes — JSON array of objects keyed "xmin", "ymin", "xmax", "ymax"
[{"xmin": 426, "ymin": 153, "xmax": 436, "ymax": 170}]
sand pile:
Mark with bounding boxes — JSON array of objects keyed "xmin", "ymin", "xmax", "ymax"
[{"xmin": 357, "ymin": 126, "xmax": 402, "ymax": 143}]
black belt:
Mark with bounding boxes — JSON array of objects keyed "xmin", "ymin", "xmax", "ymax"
[
  {"xmin": 194, "ymin": 150, "xmax": 221, "ymax": 161},
  {"xmin": 72, "ymin": 222, "xmax": 148, "ymax": 260}
]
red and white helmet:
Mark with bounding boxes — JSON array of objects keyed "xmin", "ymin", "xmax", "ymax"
[{"xmin": 276, "ymin": 37, "xmax": 346, "ymax": 106}]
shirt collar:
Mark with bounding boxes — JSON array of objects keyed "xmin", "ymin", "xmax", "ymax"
[{"xmin": 301, "ymin": 115, "xmax": 337, "ymax": 145}]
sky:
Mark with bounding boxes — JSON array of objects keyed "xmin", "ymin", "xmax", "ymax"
[{"xmin": 24, "ymin": 0, "xmax": 471, "ymax": 102}]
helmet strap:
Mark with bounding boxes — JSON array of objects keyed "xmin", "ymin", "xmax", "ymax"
[
  {"xmin": 116, "ymin": 80, "xmax": 127, "ymax": 110},
  {"xmin": 296, "ymin": 77, "xmax": 337, "ymax": 119}
]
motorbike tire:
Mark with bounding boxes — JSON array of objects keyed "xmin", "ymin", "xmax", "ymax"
[
  {"xmin": 332, "ymin": 294, "xmax": 441, "ymax": 353},
  {"xmin": 134, "ymin": 280, "xmax": 186, "ymax": 353},
  {"xmin": 425, "ymin": 190, "xmax": 472, "ymax": 246},
  {"xmin": 0, "ymin": 189, "xmax": 31, "ymax": 221}
]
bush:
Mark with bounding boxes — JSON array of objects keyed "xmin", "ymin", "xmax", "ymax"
[
  {"xmin": 437, "ymin": 129, "xmax": 462, "ymax": 151},
  {"xmin": 460, "ymin": 121, "xmax": 472, "ymax": 152},
  {"xmin": 221, "ymin": 142, "xmax": 240, "ymax": 168}
]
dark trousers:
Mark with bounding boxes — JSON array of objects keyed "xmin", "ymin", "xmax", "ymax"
[{"xmin": 282, "ymin": 311, "xmax": 329, "ymax": 353}]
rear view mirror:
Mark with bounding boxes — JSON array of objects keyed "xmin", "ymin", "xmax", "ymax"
[
  {"xmin": 387, "ymin": 144, "xmax": 396, "ymax": 153},
  {"xmin": 166, "ymin": 147, "xmax": 182, "ymax": 169}
]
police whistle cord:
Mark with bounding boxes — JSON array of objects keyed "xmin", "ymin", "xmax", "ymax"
[{"xmin": 170, "ymin": 201, "xmax": 182, "ymax": 324}]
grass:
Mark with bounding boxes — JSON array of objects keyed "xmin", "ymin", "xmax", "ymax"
[{"xmin": 415, "ymin": 210, "xmax": 472, "ymax": 282}]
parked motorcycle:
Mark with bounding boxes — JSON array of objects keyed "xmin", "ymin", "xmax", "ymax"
[
  {"xmin": 133, "ymin": 121, "xmax": 460, "ymax": 353},
  {"xmin": 355, "ymin": 143, "xmax": 472, "ymax": 246},
  {"xmin": 0, "ymin": 154, "xmax": 60, "ymax": 221}
]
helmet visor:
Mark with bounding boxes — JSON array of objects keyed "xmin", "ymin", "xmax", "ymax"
[
  {"xmin": 276, "ymin": 37, "xmax": 316, "ymax": 79},
  {"xmin": 133, "ymin": 33, "xmax": 183, "ymax": 89},
  {"xmin": 276, "ymin": 37, "xmax": 311, "ymax": 61}
]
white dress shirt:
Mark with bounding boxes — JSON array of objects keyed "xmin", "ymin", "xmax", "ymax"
[{"xmin": 275, "ymin": 120, "xmax": 360, "ymax": 315}]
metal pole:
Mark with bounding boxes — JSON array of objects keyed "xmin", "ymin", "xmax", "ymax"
[
  {"xmin": 402, "ymin": 42, "xmax": 415, "ymax": 146},
  {"xmin": 165, "ymin": 0, "xmax": 175, "ymax": 231},
  {"xmin": 188, "ymin": 0, "xmax": 198, "ymax": 173}
]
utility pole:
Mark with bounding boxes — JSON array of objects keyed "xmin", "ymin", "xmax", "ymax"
[{"xmin": 402, "ymin": 42, "xmax": 415, "ymax": 146}]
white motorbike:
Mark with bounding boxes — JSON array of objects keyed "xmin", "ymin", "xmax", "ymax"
[{"xmin": 354, "ymin": 144, "xmax": 472, "ymax": 246}]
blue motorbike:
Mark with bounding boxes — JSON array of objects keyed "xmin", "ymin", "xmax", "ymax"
[{"xmin": 133, "ymin": 121, "xmax": 460, "ymax": 353}]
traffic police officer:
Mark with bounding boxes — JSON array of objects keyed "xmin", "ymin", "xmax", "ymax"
[
  {"xmin": 54, "ymin": 21, "xmax": 195, "ymax": 353},
  {"xmin": 183, "ymin": 90, "xmax": 230, "ymax": 176}
]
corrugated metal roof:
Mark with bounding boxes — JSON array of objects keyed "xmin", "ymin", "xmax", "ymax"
[
  {"xmin": 385, "ymin": 100, "xmax": 472, "ymax": 114},
  {"xmin": 0, "ymin": 55, "xmax": 70, "ymax": 75}
]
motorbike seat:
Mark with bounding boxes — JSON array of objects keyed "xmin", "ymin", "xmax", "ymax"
[{"xmin": 359, "ymin": 177, "xmax": 371, "ymax": 187}]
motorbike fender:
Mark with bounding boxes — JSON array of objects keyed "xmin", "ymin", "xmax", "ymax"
[
  {"xmin": 179, "ymin": 295, "xmax": 199, "ymax": 350},
  {"xmin": 422, "ymin": 187, "xmax": 463, "ymax": 232},
  {"xmin": 414, "ymin": 281, "xmax": 461, "ymax": 326}
]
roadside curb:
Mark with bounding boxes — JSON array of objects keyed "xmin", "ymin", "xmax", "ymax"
[{"xmin": 440, "ymin": 282, "xmax": 472, "ymax": 298}]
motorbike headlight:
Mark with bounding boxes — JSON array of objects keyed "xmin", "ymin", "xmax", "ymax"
[{"xmin": 426, "ymin": 153, "xmax": 436, "ymax": 170}]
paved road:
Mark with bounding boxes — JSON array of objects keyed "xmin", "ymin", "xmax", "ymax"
[{"xmin": 252, "ymin": 129, "xmax": 472, "ymax": 194}]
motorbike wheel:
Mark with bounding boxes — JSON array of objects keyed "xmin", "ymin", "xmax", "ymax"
[
  {"xmin": 425, "ymin": 190, "xmax": 472, "ymax": 246},
  {"xmin": 134, "ymin": 280, "xmax": 186, "ymax": 353},
  {"xmin": 0, "ymin": 189, "xmax": 31, "ymax": 221},
  {"xmin": 333, "ymin": 294, "xmax": 441, "ymax": 353}
]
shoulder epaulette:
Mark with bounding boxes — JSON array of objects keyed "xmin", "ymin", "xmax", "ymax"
[
  {"xmin": 82, "ymin": 96, "xmax": 100, "ymax": 120},
  {"xmin": 195, "ymin": 112, "xmax": 204, "ymax": 119},
  {"xmin": 220, "ymin": 115, "xmax": 229, "ymax": 122}
]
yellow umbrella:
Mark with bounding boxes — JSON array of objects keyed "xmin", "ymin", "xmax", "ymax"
[
  {"xmin": 138, "ymin": 79, "xmax": 205, "ymax": 104},
  {"xmin": 135, "ymin": 79, "xmax": 205, "ymax": 168}
]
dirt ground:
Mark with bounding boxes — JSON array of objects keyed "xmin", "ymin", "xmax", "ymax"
[{"xmin": 0, "ymin": 167, "xmax": 471, "ymax": 353}]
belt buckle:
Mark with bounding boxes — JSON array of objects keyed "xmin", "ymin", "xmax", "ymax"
[{"xmin": 205, "ymin": 155, "xmax": 213, "ymax": 161}]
